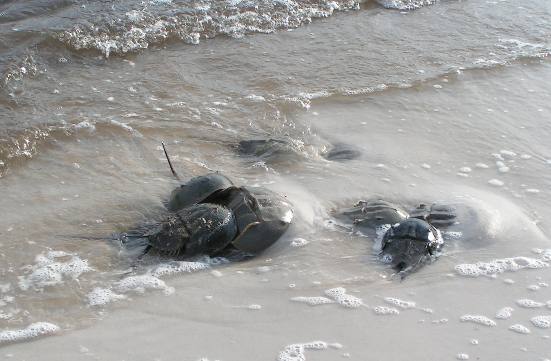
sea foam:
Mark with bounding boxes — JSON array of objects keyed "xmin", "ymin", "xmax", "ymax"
[
  {"xmin": 495, "ymin": 307, "xmax": 514, "ymax": 320},
  {"xmin": 530, "ymin": 315, "xmax": 551, "ymax": 329},
  {"xmin": 277, "ymin": 341, "xmax": 330, "ymax": 361},
  {"xmin": 87, "ymin": 287, "xmax": 127, "ymax": 306},
  {"xmin": 324, "ymin": 287, "xmax": 363, "ymax": 308},
  {"xmin": 18, "ymin": 251, "xmax": 93, "ymax": 291},
  {"xmin": 114, "ymin": 275, "xmax": 174, "ymax": 295},
  {"xmin": 290, "ymin": 296, "xmax": 334, "ymax": 306},
  {"xmin": 455, "ymin": 256, "xmax": 548, "ymax": 277},
  {"xmin": 0, "ymin": 322, "xmax": 59, "ymax": 345},
  {"xmin": 460, "ymin": 315, "xmax": 496, "ymax": 327}
]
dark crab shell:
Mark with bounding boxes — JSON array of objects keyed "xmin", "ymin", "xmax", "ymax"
[
  {"xmin": 336, "ymin": 199, "xmax": 409, "ymax": 229},
  {"xmin": 232, "ymin": 187, "xmax": 293, "ymax": 253},
  {"xmin": 202, "ymin": 186, "xmax": 294, "ymax": 254},
  {"xmin": 380, "ymin": 218, "xmax": 443, "ymax": 273},
  {"xmin": 322, "ymin": 143, "xmax": 361, "ymax": 161},
  {"xmin": 382, "ymin": 218, "xmax": 443, "ymax": 249},
  {"xmin": 167, "ymin": 173, "xmax": 234, "ymax": 212},
  {"xmin": 147, "ymin": 203, "xmax": 238, "ymax": 256},
  {"xmin": 237, "ymin": 138, "xmax": 307, "ymax": 165},
  {"xmin": 410, "ymin": 203, "xmax": 457, "ymax": 227}
]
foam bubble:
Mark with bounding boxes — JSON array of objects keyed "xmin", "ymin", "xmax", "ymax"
[
  {"xmin": 527, "ymin": 284, "xmax": 540, "ymax": 291},
  {"xmin": 114, "ymin": 275, "xmax": 174, "ymax": 295},
  {"xmin": 456, "ymin": 354, "xmax": 469, "ymax": 360},
  {"xmin": 488, "ymin": 179, "xmax": 504, "ymax": 187},
  {"xmin": 460, "ymin": 315, "xmax": 496, "ymax": 327},
  {"xmin": 19, "ymin": 251, "xmax": 93, "ymax": 291},
  {"xmin": 245, "ymin": 94, "xmax": 266, "ymax": 102},
  {"xmin": 324, "ymin": 287, "xmax": 346, "ymax": 298},
  {"xmin": 383, "ymin": 297, "xmax": 416, "ymax": 309},
  {"xmin": 373, "ymin": 306, "xmax": 400, "ymax": 315},
  {"xmin": 210, "ymin": 270, "xmax": 223, "ymax": 278},
  {"xmin": 530, "ymin": 316, "xmax": 551, "ymax": 329},
  {"xmin": 290, "ymin": 297, "xmax": 334, "ymax": 306},
  {"xmin": 302, "ymin": 341, "xmax": 328, "ymax": 350},
  {"xmin": 516, "ymin": 299, "xmax": 545, "ymax": 308},
  {"xmin": 443, "ymin": 231, "xmax": 463, "ymax": 240},
  {"xmin": 74, "ymin": 121, "xmax": 96, "ymax": 131},
  {"xmin": 0, "ymin": 322, "xmax": 59, "ymax": 345},
  {"xmin": 509, "ymin": 324, "xmax": 530, "ymax": 334},
  {"xmin": 495, "ymin": 307, "xmax": 514, "ymax": 319},
  {"xmin": 150, "ymin": 261, "xmax": 210, "ymax": 277},
  {"xmin": 290, "ymin": 238, "xmax": 310, "ymax": 248},
  {"xmin": 324, "ymin": 287, "xmax": 363, "ymax": 308},
  {"xmin": 334, "ymin": 294, "xmax": 363, "ymax": 308},
  {"xmin": 374, "ymin": 224, "xmax": 392, "ymax": 249},
  {"xmin": 475, "ymin": 163, "xmax": 489, "ymax": 169},
  {"xmin": 500, "ymin": 150, "xmax": 517, "ymax": 157},
  {"xmin": 281, "ymin": 209, "xmax": 294, "ymax": 223},
  {"xmin": 277, "ymin": 341, "xmax": 329, "ymax": 361},
  {"xmin": 455, "ymin": 256, "xmax": 548, "ymax": 278},
  {"xmin": 87, "ymin": 287, "xmax": 127, "ymax": 306},
  {"xmin": 470, "ymin": 339, "xmax": 479, "ymax": 345},
  {"xmin": 256, "ymin": 266, "xmax": 272, "ymax": 274},
  {"xmin": 459, "ymin": 167, "xmax": 472, "ymax": 173}
]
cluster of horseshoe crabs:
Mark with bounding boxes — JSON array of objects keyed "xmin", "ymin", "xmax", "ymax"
[
  {"xmin": 335, "ymin": 200, "xmax": 467, "ymax": 276},
  {"xmin": 121, "ymin": 141, "xmax": 473, "ymax": 278},
  {"xmin": 120, "ymin": 144, "xmax": 294, "ymax": 260}
]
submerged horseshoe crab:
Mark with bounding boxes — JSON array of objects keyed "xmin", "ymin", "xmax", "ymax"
[
  {"xmin": 120, "ymin": 144, "xmax": 294, "ymax": 259},
  {"xmin": 334, "ymin": 200, "xmax": 460, "ymax": 276},
  {"xmin": 237, "ymin": 137, "xmax": 361, "ymax": 163}
]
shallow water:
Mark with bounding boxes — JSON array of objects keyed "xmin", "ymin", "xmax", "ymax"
[{"xmin": 1, "ymin": 0, "xmax": 551, "ymax": 359}]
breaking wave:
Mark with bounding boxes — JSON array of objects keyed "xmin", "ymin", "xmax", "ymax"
[{"xmin": 55, "ymin": 0, "xmax": 363, "ymax": 57}]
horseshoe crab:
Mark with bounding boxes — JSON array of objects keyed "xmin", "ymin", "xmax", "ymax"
[
  {"xmin": 334, "ymin": 199, "xmax": 457, "ymax": 276},
  {"xmin": 237, "ymin": 137, "xmax": 361, "ymax": 163},
  {"xmin": 121, "ymin": 144, "xmax": 294, "ymax": 259},
  {"xmin": 380, "ymin": 218, "xmax": 444, "ymax": 275},
  {"xmin": 334, "ymin": 200, "xmax": 409, "ymax": 232}
]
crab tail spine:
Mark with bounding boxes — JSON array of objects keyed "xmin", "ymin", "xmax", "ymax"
[{"xmin": 162, "ymin": 142, "xmax": 181, "ymax": 180}]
